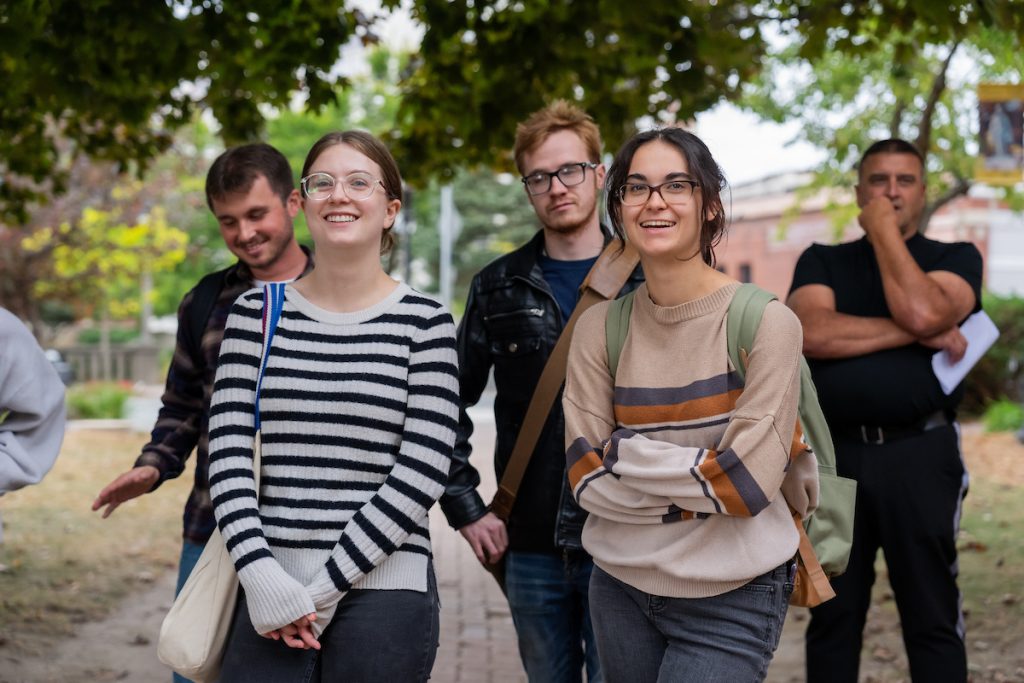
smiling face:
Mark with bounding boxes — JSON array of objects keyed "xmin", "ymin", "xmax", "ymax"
[
  {"xmin": 620, "ymin": 140, "xmax": 705, "ymax": 262},
  {"xmin": 301, "ymin": 143, "xmax": 401, "ymax": 255},
  {"xmin": 212, "ymin": 174, "xmax": 300, "ymax": 277},
  {"xmin": 519, "ymin": 129, "xmax": 605, "ymax": 236}
]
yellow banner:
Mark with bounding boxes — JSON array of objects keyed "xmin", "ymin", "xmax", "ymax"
[{"xmin": 977, "ymin": 83, "xmax": 1024, "ymax": 186}]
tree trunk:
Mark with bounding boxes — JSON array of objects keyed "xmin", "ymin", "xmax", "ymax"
[
  {"xmin": 100, "ymin": 302, "xmax": 112, "ymax": 382},
  {"xmin": 914, "ymin": 42, "xmax": 959, "ymax": 160},
  {"xmin": 140, "ymin": 269, "xmax": 153, "ymax": 344}
]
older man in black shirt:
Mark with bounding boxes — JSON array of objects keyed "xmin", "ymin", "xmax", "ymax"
[{"xmin": 788, "ymin": 139, "xmax": 982, "ymax": 683}]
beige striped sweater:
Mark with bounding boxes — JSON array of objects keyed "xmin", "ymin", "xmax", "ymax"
[{"xmin": 563, "ymin": 282, "xmax": 818, "ymax": 598}]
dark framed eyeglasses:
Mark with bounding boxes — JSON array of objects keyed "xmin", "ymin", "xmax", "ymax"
[
  {"xmin": 301, "ymin": 171, "xmax": 385, "ymax": 201},
  {"xmin": 617, "ymin": 180, "xmax": 700, "ymax": 206},
  {"xmin": 521, "ymin": 162, "xmax": 598, "ymax": 196}
]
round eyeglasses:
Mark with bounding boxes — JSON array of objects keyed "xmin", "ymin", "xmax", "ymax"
[
  {"xmin": 301, "ymin": 172, "xmax": 385, "ymax": 201},
  {"xmin": 521, "ymin": 162, "xmax": 598, "ymax": 196},
  {"xmin": 617, "ymin": 180, "xmax": 700, "ymax": 206}
]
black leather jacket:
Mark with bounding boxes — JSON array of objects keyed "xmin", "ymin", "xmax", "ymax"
[{"xmin": 439, "ymin": 230, "xmax": 643, "ymax": 553}]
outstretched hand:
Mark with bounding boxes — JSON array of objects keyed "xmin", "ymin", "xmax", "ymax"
[{"xmin": 91, "ymin": 466, "xmax": 160, "ymax": 518}]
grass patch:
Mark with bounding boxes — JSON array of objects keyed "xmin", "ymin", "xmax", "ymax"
[
  {"xmin": 65, "ymin": 382, "xmax": 133, "ymax": 419},
  {"xmin": 0, "ymin": 429, "xmax": 193, "ymax": 654},
  {"xmin": 981, "ymin": 399, "xmax": 1024, "ymax": 433}
]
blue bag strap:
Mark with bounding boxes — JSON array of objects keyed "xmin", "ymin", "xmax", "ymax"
[{"xmin": 254, "ymin": 282, "xmax": 286, "ymax": 430}]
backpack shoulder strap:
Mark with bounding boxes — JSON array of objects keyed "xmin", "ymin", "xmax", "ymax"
[
  {"xmin": 605, "ymin": 290, "xmax": 637, "ymax": 378},
  {"xmin": 183, "ymin": 267, "xmax": 230, "ymax": 362},
  {"xmin": 726, "ymin": 283, "xmax": 778, "ymax": 382},
  {"xmin": 254, "ymin": 282, "xmax": 286, "ymax": 431}
]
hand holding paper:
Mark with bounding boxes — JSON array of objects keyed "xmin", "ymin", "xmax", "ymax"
[{"xmin": 931, "ymin": 311, "xmax": 1000, "ymax": 395}]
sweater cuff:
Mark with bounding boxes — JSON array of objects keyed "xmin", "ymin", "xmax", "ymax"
[
  {"xmin": 306, "ymin": 563, "xmax": 350, "ymax": 611},
  {"xmin": 439, "ymin": 489, "xmax": 488, "ymax": 530},
  {"xmin": 310, "ymin": 603, "xmax": 339, "ymax": 638},
  {"xmin": 238, "ymin": 558, "xmax": 316, "ymax": 635},
  {"xmin": 134, "ymin": 451, "xmax": 177, "ymax": 490}
]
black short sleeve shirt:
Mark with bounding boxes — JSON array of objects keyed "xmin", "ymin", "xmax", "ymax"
[{"xmin": 789, "ymin": 233, "xmax": 983, "ymax": 428}]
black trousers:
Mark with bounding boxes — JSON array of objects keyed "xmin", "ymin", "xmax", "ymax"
[{"xmin": 805, "ymin": 424, "xmax": 968, "ymax": 683}]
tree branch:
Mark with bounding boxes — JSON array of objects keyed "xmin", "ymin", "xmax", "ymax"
[
  {"xmin": 889, "ymin": 101, "xmax": 906, "ymax": 138},
  {"xmin": 915, "ymin": 41, "xmax": 960, "ymax": 154}
]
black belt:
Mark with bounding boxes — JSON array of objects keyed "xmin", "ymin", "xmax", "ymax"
[{"xmin": 837, "ymin": 410, "xmax": 951, "ymax": 445}]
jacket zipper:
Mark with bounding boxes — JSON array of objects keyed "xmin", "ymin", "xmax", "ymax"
[{"xmin": 484, "ymin": 307, "xmax": 544, "ymax": 323}]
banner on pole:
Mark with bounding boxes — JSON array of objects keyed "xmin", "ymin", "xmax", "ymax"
[{"xmin": 976, "ymin": 83, "xmax": 1024, "ymax": 186}]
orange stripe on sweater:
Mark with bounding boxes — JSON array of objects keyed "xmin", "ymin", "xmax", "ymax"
[
  {"xmin": 615, "ymin": 388, "xmax": 742, "ymax": 426},
  {"xmin": 700, "ymin": 451, "xmax": 751, "ymax": 516},
  {"xmin": 790, "ymin": 421, "xmax": 807, "ymax": 460},
  {"xmin": 568, "ymin": 450, "xmax": 605, "ymax": 490}
]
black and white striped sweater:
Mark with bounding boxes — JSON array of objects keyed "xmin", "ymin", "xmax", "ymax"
[{"xmin": 208, "ymin": 283, "xmax": 459, "ymax": 634}]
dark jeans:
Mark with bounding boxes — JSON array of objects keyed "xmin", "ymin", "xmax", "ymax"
[
  {"xmin": 505, "ymin": 550, "xmax": 601, "ymax": 683},
  {"xmin": 588, "ymin": 563, "xmax": 793, "ymax": 683},
  {"xmin": 219, "ymin": 568, "xmax": 440, "ymax": 682},
  {"xmin": 806, "ymin": 425, "xmax": 968, "ymax": 682}
]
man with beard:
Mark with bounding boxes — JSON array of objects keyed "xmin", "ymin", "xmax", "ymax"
[
  {"xmin": 92, "ymin": 143, "xmax": 313, "ymax": 683},
  {"xmin": 440, "ymin": 101, "xmax": 642, "ymax": 682},
  {"xmin": 788, "ymin": 139, "xmax": 982, "ymax": 683}
]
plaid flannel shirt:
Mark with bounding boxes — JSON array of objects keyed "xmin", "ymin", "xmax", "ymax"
[{"xmin": 134, "ymin": 247, "xmax": 313, "ymax": 543}]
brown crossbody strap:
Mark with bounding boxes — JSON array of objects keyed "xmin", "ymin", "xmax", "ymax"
[{"xmin": 489, "ymin": 239, "xmax": 640, "ymax": 521}]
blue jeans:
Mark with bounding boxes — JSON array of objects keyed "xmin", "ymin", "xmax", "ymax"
[
  {"xmin": 588, "ymin": 563, "xmax": 794, "ymax": 683},
  {"xmin": 505, "ymin": 551, "xmax": 601, "ymax": 683},
  {"xmin": 172, "ymin": 540, "xmax": 207, "ymax": 683},
  {"xmin": 218, "ymin": 567, "xmax": 440, "ymax": 682}
]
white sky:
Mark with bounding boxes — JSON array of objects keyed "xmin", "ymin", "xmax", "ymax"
[{"xmin": 695, "ymin": 104, "xmax": 826, "ymax": 185}]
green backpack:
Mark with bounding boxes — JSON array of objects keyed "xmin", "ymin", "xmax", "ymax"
[{"xmin": 604, "ymin": 284, "xmax": 856, "ymax": 583}]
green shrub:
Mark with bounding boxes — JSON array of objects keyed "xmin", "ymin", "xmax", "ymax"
[
  {"xmin": 982, "ymin": 398, "xmax": 1024, "ymax": 433},
  {"xmin": 65, "ymin": 382, "xmax": 132, "ymax": 419},
  {"xmin": 76, "ymin": 328, "xmax": 140, "ymax": 345}
]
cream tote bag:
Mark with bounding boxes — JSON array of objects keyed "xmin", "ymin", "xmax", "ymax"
[{"xmin": 157, "ymin": 283, "xmax": 283, "ymax": 682}]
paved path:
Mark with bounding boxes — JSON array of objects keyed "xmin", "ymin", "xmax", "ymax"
[{"xmin": 431, "ymin": 405, "xmax": 527, "ymax": 682}]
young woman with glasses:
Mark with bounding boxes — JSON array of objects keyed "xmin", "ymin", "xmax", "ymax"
[
  {"xmin": 207, "ymin": 130, "xmax": 459, "ymax": 681},
  {"xmin": 562, "ymin": 127, "xmax": 818, "ymax": 682}
]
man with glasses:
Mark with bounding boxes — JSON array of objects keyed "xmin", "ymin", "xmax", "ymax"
[
  {"xmin": 788, "ymin": 139, "xmax": 982, "ymax": 683},
  {"xmin": 441, "ymin": 101, "xmax": 642, "ymax": 682},
  {"xmin": 92, "ymin": 143, "xmax": 313, "ymax": 683}
]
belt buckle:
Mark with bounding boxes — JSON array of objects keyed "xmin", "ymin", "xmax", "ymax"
[{"xmin": 861, "ymin": 425, "xmax": 885, "ymax": 445}]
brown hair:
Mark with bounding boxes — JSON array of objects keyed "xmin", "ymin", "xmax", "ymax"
[
  {"xmin": 513, "ymin": 100, "xmax": 602, "ymax": 175},
  {"xmin": 606, "ymin": 128, "xmax": 728, "ymax": 268},
  {"xmin": 205, "ymin": 143, "xmax": 295, "ymax": 210},
  {"xmin": 301, "ymin": 130, "xmax": 403, "ymax": 255},
  {"xmin": 857, "ymin": 138, "xmax": 926, "ymax": 183}
]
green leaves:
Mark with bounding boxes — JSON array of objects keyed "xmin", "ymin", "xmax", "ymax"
[
  {"xmin": 740, "ymin": 3, "xmax": 1024, "ymax": 232},
  {"xmin": 0, "ymin": 1, "xmax": 369, "ymax": 222},
  {"xmin": 390, "ymin": 1, "xmax": 767, "ymax": 183}
]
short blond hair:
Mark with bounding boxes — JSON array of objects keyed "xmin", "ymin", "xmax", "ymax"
[{"xmin": 513, "ymin": 100, "xmax": 602, "ymax": 175}]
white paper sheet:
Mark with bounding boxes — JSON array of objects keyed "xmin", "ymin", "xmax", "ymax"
[{"xmin": 931, "ymin": 311, "xmax": 1000, "ymax": 395}]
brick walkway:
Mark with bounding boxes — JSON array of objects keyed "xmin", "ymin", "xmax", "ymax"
[{"xmin": 431, "ymin": 404, "xmax": 527, "ymax": 682}]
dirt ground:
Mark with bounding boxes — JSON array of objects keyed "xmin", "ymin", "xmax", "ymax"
[{"xmin": 1, "ymin": 426, "xmax": 1022, "ymax": 682}]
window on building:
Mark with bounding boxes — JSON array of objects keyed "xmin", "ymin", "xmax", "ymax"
[{"xmin": 739, "ymin": 263, "xmax": 752, "ymax": 283}]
